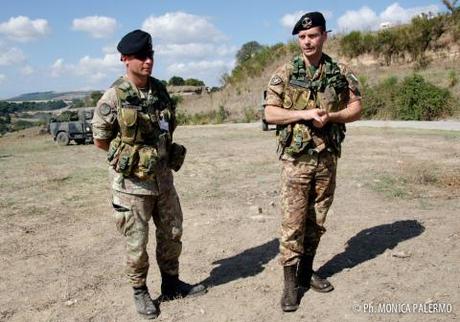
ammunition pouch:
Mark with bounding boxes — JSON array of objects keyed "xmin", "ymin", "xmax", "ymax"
[
  {"xmin": 133, "ymin": 146, "xmax": 158, "ymax": 180},
  {"xmin": 168, "ymin": 143, "xmax": 187, "ymax": 172},
  {"xmin": 107, "ymin": 136, "xmax": 121, "ymax": 164},
  {"xmin": 284, "ymin": 123, "xmax": 313, "ymax": 156},
  {"xmin": 118, "ymin": 107, "xmax": 138, "ymax": 145},
  {"xmin": 328, "ymin": 123, "xmax": 346, "ymax": 157},
  {"xmin": 116, "ymin": 143, "xmax": 139, "ymax": 176},
  {"xmin": 107, "ymin": 137, "xmax": 160, "ymax": 180}
]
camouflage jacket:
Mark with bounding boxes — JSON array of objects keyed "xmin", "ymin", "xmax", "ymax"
[
  {"xmin": 265, "ymin": 53, "xmax": 361, "ymax": 160},
  {"xmin": 92, "ymin": 76, "xmax": 175, "ymax": 195}
]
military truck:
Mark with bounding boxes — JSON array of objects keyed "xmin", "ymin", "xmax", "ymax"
[{"xmin": 49, "ymin": 109, "xmax": 94, "ymax": 146}]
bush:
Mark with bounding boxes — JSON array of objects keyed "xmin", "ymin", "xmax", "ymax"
[
  {"xmin": 362, "ymin": 76, "xmax": 400, "ymax": 119},
  {"xmin": 362, "ymin": 74, "xmax": 454, "ymax": 120},
  {"xmin": 448, "ymin": 70, "xmax": 458, "ymax": 87},
  {"xmin": 175, "ymin": 106, "xmax": 230, "ymax": 125},
  {"xmin": 396, "ymin": 74, "xmax": 453, "ymax": 120},
  {"xmin": 340, "ymin": 31, "xmax": 365, "ymax": 58},
  {"xmin": 241, "ymin": 106, "xmax": 258, "ymax": 123}
]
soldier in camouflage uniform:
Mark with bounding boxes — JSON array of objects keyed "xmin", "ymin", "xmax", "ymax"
[
  {"xmin": 264, "ymin": 12, "xmax": 362, "ymax": 312},
  {"xmin": 92, "ymin": 30, "xmax": 206, "ymax": 319}
]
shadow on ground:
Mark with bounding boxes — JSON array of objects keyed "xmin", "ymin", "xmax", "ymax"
[
  {"xmin": 200, "ymin": 238, "xmax": 279, "ymax": 287},
  {"xmin": 317, "ymin": 219, "xmax": 425, "ymax": 278}
]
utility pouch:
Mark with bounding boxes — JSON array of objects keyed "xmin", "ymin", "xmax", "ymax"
[
  {"xmin": 115, "ymin": 143, "xmax": 139, "ymax": 177},
  {"xmin": 118, "ymin": 108, "xmax": 137, "ymax": 145},
  {"xmin": 276, "ymin": 124, "xmax": 292, "ymax": 157},
  {"xmin": 168, "ymin": 143, "xmax": 187, "ymax": 172},
  {"xmin": 284, "ymin": 123, "xmax": 312, "ymax": 156},
  {"xmin": 133, "ymin": 146, "xmax": 158, "ymax": 180},
  {"xmin": 107, "ymin": 136, "xmax": 121, "ymax": 163},
  {"xmin": 157, "ymin": 133, "xmax": 170, "ymax": 161}
]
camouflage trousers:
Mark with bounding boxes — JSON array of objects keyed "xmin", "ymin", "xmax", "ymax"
[
  {"xmin": 112, "ymin": 187, "xmax": 183, "ymax": 287},
  {"xmin": 279, "ymin": 151, "xmax": 337, "ymax": 266}
]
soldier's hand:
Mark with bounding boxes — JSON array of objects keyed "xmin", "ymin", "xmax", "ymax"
[
  {"xmin": 303, "ymin": 109, "xmax": 326, "ymax": 126},
  {"xmin": 313, "ymin": 110, "xmax": 329, "ymax": 128}
]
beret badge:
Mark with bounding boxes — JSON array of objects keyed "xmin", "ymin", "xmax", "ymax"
[{"xmin": 302, "ymin": 17, "xmax": 313, "ymax": 29}]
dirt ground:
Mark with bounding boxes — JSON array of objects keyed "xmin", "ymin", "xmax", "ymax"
[{"xmin": 0, "ymin": 123, "xmax": 459, "ymax": 322}]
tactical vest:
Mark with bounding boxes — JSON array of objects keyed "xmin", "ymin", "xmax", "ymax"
[
  {"xmin": 107, "ymin": 77, "xmax": 176, "ymax": 180},
  {"xmin": 277, "ymin": 54, "xmax": 348, "ymax": 158}
]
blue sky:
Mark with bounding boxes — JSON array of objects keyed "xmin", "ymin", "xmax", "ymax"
[{"xmin": 0, "ymin": 0, "xmax": 444, "ymax": 99}]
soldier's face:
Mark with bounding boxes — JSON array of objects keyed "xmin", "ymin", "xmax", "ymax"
[
  {"xmin": 297, "ymin": 27, "xmax": 327, "ymax": 59},
  {"xmin": 123, "ymin": 52, "xmax": 154, "ymax": 77}
]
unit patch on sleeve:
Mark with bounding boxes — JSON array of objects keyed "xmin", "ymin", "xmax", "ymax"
[{"xmin": 270, "ymin": 75, "xmax": 283, "ymax": 86}]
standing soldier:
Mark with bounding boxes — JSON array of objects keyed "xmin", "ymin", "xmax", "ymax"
[
  {"xmin": 264, "ymin": 12, "xmax": 362, "ymax": 312},
  {"xmin": 92, "ymin": 29, "xmax": 206, "ymax": 319}
]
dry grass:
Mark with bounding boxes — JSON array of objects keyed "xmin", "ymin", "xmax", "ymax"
[{"xmin": 0, "ymin": 125, "xmax": 459, "ymax": 321}]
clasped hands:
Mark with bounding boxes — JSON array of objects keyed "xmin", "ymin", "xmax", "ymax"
[{"xmin": 302, "ymin": 109, "xmax": 329, "ymax": 128}]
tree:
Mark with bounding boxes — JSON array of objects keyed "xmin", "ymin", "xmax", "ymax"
[
  {"xmin": 168, "ymin": 76, "xmax": 185, "ymax": 86},
  {"xmin": 184, "ymin": 78, "xmax": 205, "ymax": 86},
  {"xmin": 89, "ymin": 91, "xmax": 103, "ymax": 106},
  {"xmin": 236, "ymin": 41, "xmax": 264, "ymax": 65},
  {"xmin": 442, "ymin": 0, "xmax": 459, "ymax": 13}
]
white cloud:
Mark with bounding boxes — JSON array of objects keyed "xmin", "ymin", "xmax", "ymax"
[
  {"xmin": 0, "ymin": 47, "xmax": 26, "ymax": 65},
  {"xmin": 20, "ymin": 65, "xmax": 34, "ymax": 75},
  {"xmin": 337, "ymin": 6, "xmax": 378, "ymax": 32},
  {"xmin": 281, "ymin": 10, "xmax": 305, "ymax": 29},
  {"xmin": 380, "ymin": 3, "xmax": 439, "ymax": 25},
  {"xmin": 167, "ymin": 59, "xmax": 235, "ymax": 85},
  {"xmin": 0, "ymin": 74, "xmax": 6, "ymax": 84},
  {"xmin": 0, "ymin": 16, "xmax": 50, "ymax": 42},
  {"xmin": 72, "ymin": 16, "xmax": 117, "ymax": 38},
  {"xmin": 75, "ymin": 53, "xmax": 121, "ymax": 76},
  {"xmin": 51, "ymin": 58, "xmax": 66, "ymax": 77},
  {"xmin": 50, "ymin": 53, "xmax": 122, "ymax": 82},
  {"xmin": 142, "ymin": 11, "xmax": 226, "ymax": 44},
  {"xmin": 337, "ymin": 3, "xmax": 440, "ymax": 32},
  {"xmin": 141, "ymin": 11, "xmax": 235, "ymax": 86},
  {"xmin": 280, "ymin": 10, "xmax": 334, "ymax": 29},
  {"xmin": 156, "ymin": 43, "xmax": 237, "ymax": 60}
]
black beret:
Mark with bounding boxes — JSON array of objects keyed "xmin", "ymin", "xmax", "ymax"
[
  {"xmin": 292, "ymin": 12, "xmax": 329, "ymax": 35},
  {"xmin": 117, "ymin": 29, "xmax": 152, "ymax": 55}
]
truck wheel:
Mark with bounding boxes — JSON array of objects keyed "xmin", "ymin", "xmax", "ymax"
[
  {"xmin": 74, "ymin": 139, "xmax": 86, "ymax": 145},
  {"xmin": 56, "ymin": 132, "xmax": 70, "ymax": 146},
  {"xmin": 262, "ymin": 120, "xmax": 269, "ymax": 131}
]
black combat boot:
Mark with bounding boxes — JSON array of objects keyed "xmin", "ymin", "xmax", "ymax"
[
  {"xmin": 297, "ymin": 255, "xmax": 334, "ymax": 292},
  {"xmin": 280, "ymin": 265, "xmax": 299, "ymax": 312},
  {"xmin": 133, "ymin": 285, "xmax": 159, "ymax": 319},
  {"xmin": 160, "ymin": 272, "xmax": 207, "ymax": 301}
]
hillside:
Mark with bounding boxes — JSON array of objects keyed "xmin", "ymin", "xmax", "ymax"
[
  {"xmin": 177, "ymin": 10, "xmax": 460, "ymax": 122},
  {"xmin": 7, "ymin": 90, "xmax": 95, "ymax": 102}
]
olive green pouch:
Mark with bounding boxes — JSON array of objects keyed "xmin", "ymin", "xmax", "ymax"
[
  {"xmin": 134, "ymin": 146, "xmax": 158, "ymax": 180},
  {"xmin": 284, "ymin": 123, "xmax": 312, "ymax": 156},
  {"xmin": 116, "ymin": 143, "xmax": 139, "ymax": 177}
]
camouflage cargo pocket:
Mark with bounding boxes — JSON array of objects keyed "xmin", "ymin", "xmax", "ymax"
[{"xmin": 112, "ymin": 201, "xmax": 134, "ymax": 236}]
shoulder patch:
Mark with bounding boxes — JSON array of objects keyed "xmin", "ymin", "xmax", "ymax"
[
  {"xmin": 99, "ymin": 103, "xmax": 112, "ymax": 116},
  {"xmin": 270, "ymin": 75, "xmax": 283, "ymax": 86}
]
